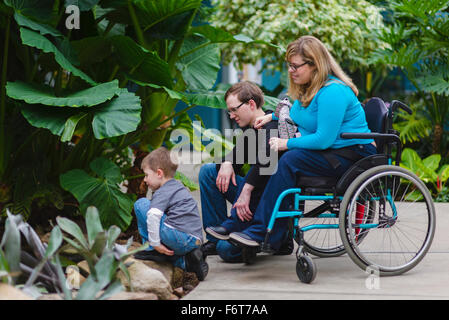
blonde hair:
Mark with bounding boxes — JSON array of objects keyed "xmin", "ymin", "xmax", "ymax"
[
  {"xmin": 141, "ymin": 147, "xmax": 178, "ymax": 178},
  {"xmin": 286, "ymin": 35, "xmax": 358, "ymax": 106}
]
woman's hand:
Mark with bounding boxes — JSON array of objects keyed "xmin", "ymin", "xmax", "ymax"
[
  {"xmin": 154, "ymin": 244, "xmax": 174, "ymax": 256},
  {"xmin": 254, "ymin": 114, "xmax": 272, "ymax": 129},
  {"xmin": 269, "ymin": 137, "xmax": 289, "ymax": 151},
  {"xmin": 233, "ymin": 184, "xmax": 254, "ymax": 222},
  {"xmin": 216, "ymin": 161, "xmax": 236, "ymax": 193}
]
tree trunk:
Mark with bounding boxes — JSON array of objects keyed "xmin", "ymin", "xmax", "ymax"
[{"xmin": 432, "ymin": 123, "xmax": 443, "ymax": 154}]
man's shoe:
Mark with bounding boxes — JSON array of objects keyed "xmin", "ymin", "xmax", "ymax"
[
  {"xmin": 205, "ymin": 226, "xmax": 230, "ymax": 240},
  {"xmin": 201, "ymin": 241, "xmax": 217, "ymax": 257},
  {"xmin": 228, "ymin": 232, "xmax": 260, "ymax": 248},
  {"xmin": 134, "ymin": 250, "xmax": 168, "ymax": 262},
  {"xmin": 185, "ymin": 248, "xmax": 209, "ymax": 281}
]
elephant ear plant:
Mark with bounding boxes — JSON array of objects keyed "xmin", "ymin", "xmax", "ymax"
[{"xmin": 0, "ymin": 207, "xmax": 147, "ymax": 299}]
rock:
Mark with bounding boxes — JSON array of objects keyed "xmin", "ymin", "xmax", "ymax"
[
  {"xmin": 117, "ymin": 257, "xmax": 173, "ymax": 300},
  {"xmin": 0, "ymin": 284, "xmax": 33, "ymax": 300},
  {"xmin": 183, "ymin": 271, "xmax": 200, "ymax": 289},
  {"xmin": 107, "ymin": 292, "xmax": 158, "ymax": 300},
  {"xmin": 37, "ymin": 293, "xmax": 64, "ymax": 300},
  {"xmin": 173, "ymin": 287, "xmax": 183, "ymax": 298},
  {"xmin": 172, "ymin": 267, "xmax": 184, "ymax": 288},
  {"xmin": 140, "ymin": 260, "xmax": 174, "ymax": 284}
]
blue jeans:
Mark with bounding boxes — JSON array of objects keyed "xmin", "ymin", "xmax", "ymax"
[
  {"xmin": 134, "ymin": 198, "xmax": 200, "ymax": 269},
  {"xmin": 240, "ymin": 144, "xmax": 378, "ymax": 250},
  {"xmin": 199, "ymin": 163, "xmax": 262, "ymax": 262}
]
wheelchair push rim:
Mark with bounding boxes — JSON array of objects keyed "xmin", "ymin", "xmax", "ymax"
[{"xmin": 339, "ymin": 165, "xmax": 436, "ymax": 276}]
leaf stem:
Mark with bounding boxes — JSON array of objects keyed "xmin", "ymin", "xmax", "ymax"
[{"xmin": 0, "ymin": 15, "xmax": 11, "ymax": 178}]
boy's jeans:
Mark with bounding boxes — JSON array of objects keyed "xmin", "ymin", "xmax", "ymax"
[{"xmin": 134, "ymin": 198, "xmax": 200, "ymax": 269}]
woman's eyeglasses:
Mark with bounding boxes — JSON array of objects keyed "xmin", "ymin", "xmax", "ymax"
[
  {"xmin": 227, "ymin": 99, "xmax": 250, "ymax": 115},
  {"xmin": 287, "ymin": 61, "xmax": 310, "ymax": 72}
]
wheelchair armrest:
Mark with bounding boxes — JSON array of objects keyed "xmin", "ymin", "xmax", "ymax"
[
  {"xmin": 340, "ymin": 132, "xmax": 401, "ymax": 145},
  {"xmin": 340, "ymin": 132, "xmax": 402, "ymax": 165}
]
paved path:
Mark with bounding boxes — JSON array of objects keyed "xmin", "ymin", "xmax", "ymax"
[{"xmin": 178, "ymin": 163, "xmax": 449, "ymax": 300}]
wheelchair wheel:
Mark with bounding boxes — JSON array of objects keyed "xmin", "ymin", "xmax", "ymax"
[
  {"xmin": 296, "ymin": 255, "xmax": 317, "ymax": 284},
  {"xmin": 299, "ymin": 200, "xmax": 346, "ymax": 258},
  {"xmin": 339, "ymin": 165, "xmax": 436, "ymax": 276}
]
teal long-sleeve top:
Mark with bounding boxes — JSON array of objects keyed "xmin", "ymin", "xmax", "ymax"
[{"xmin": 274, "ymin": 77, "xmax": 373, "ymax": 150}]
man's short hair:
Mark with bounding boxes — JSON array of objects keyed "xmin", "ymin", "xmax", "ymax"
[
  {"xmin": 141, "ymin": 147, "xmax": 178, "ymax": 178},
  {"xmin": 224, "ymin": 81, "xmax": 264, "ymax": 109}
]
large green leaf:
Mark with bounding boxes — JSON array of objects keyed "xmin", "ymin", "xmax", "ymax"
[
  {"xmin": 14, "ymin": 13, "xmax": 63, "ymax": 38},
  {"xmin": 19, "ymin": 28, "xmax": 96, "ymax": 85},
  {"xmin": 191, "ymin": 25, "xmax": 283, "ymax": 50},
  {"xmin": 65, "ymin": 0, "xmax": 100, "ymax": 11},
  {"xmin": 6, "ymin": 80, "xmax": 120, "ymax": 107},
  {"xmin": 60, "ymin": 158, "xmax": 135, "ymax": 230},
  {"xmin": 133, "ymin": 0, "xmax": 202, "ymax": 32},
  {"xmin": 4, "ymin": 0, "xmax": 54, "ymax": 21},
  {"xmin": 18, "ymin": 86, "xmax": 141, "ymax": 141},
  {"xmin": 92, "ymin": 88, "xmax": 142, "ymax": 139},
  {"xmin": 110, "ymin": 35, "xmax": 172, "ymax": 88},
  {"xmin": 177, "ymin": 35, "xmax": 220, "ymax": 91}
]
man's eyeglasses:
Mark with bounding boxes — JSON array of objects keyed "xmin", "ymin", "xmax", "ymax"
[
  {"xmin": 287, "ymin": 61, "xmax": 310, "ymax": 72},
  {"xmin": 227, "ymin": 99, "xmax": 250, "ymax": 115}
]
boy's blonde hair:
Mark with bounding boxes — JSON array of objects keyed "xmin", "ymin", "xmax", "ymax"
[
  {"xmin": 141, "ymin": 147, "xmax": 178, "ymax": 178},
  {"xmin": 286, "ymin": 35, "xmax": 358, "ymax": 107}
]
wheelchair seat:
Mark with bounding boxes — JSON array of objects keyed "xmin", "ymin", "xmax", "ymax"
[{"xmin": 295, "ymin": 98, "xmax": 390, "ymax": 195}]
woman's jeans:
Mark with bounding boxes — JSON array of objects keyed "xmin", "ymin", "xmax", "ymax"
[
  {"xmin": 134, "ymin": 198, "xmax": 200, "ymax": 269},
  {"xmin": 240, "ymin": 143, "xmax": 378, "ymax": 251}
]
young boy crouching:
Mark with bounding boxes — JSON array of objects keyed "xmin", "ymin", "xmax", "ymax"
[{"xmin": 133, "ymin": 147, "xmax": 208, "ymax": 281}]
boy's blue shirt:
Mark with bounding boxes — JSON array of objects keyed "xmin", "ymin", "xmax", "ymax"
[{"xmin": 277, "ymin": 76, "xmax": 373, "ymax": 150}]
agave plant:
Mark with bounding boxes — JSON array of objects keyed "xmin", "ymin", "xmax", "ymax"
[
  {"xmin": 56, "ymin": 206, "xmax": 148, "ymax": 300},
  {"xmin": 0, "ymin": 206, "xmax": 147, "ymax": 299}
]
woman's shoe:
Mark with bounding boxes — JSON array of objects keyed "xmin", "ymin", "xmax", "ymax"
[{"xmin": 228, "ymin": 232, "xmax": 260, "ymax": 247}]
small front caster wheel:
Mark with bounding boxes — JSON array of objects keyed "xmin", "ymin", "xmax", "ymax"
[{"xmin": 296, "ymin": 255, "xmax": 317, "ymax": 283}]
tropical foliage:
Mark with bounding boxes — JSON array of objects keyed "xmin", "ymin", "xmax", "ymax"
[
  {"xmin": 0, "ymin": 206, "xmax": 147, "ymax": 299},
  {"xmin": 0, "ymin": 0, "xmax": 278, "ymax": 228},
  {"xmin": 370, "ymin": 0, "xmax": 449, "ymax": 156},
  {"xmin": 209, "ymin": 0, "xmax": 387, "ymax": 72}
]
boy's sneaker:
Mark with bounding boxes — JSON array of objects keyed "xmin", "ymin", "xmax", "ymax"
[
  {"xmin": 185, "ymin": 248, "xmax": 209, "ymax": 281},
  {"xmin": 205, "ymin": 226, "xmax": 230, "ymax": 240},
  {"xmin": 201, "ymin": 241, "xmax": 217, "ymax": 257},
  {"xmin": 133, "ymin": 250, "xmax": 168, "ymax": 262}
]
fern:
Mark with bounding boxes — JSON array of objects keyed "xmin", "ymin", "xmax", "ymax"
[{"xmin": 393, "ymin": 106, "xmax": 432, "ymax": 144}]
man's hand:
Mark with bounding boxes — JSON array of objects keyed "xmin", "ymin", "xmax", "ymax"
[
  {"xmin": 216, "ymin": 161, "xmax": 236, "ymax": 193},
  {"xmin": 153, "ymin": 244, "xmax": 174, "ymax": 256},
  {"xmin": 233, "ymin": 184, "xmax": 254, "ymax": 222}
]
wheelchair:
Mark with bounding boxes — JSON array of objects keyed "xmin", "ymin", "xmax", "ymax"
[{"xmin": 259, "ymin": 98, "xmax": 436, "ymax": 283}]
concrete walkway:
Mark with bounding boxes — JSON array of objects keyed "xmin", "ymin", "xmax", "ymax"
[{"xmin": 178, "ymin": 163, "xmax": 449, "ymax": 300}]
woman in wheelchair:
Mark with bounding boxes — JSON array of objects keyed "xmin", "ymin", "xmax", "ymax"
[{"xmin": 226, "ymin": 35, "xmax": 378, "ymax": 255}]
